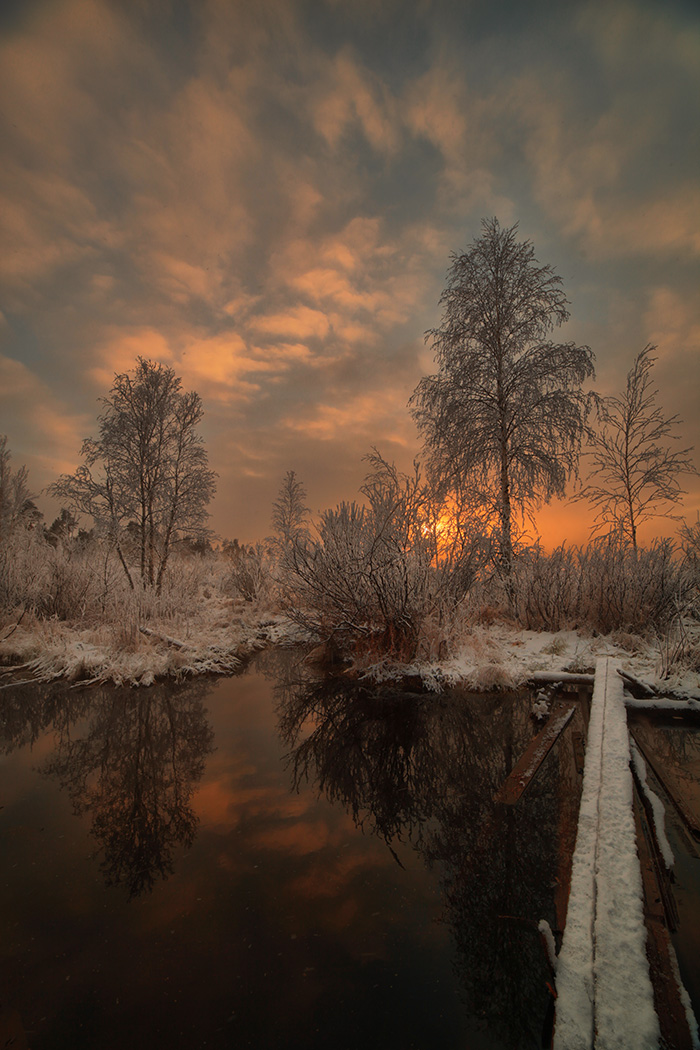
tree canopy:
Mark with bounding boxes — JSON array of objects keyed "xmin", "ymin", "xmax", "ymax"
[{"xmin": 410, "ymin": 218, "xmax": 595, "ymax": 576}]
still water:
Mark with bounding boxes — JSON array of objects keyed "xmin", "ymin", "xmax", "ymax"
[{"xmin": 0, "ymin": 650, "xmax": 582, "ymax": 1049}]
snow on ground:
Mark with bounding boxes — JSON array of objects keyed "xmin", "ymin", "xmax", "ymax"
[
  {"xmin": 2, "ymin": 612, "xmax": 699, "ymax": 694},
  {"xmin": 0, "ymin": 597, "xmax": 302, "ymax": 687},
  {"xmin": 362, "ymin": 625, "xmax": 700, "ymax": 698}
]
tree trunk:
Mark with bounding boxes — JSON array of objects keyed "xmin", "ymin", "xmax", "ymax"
[{"xmin": 116, "ymin": 541, "xmax": 135, "ymax": 591}]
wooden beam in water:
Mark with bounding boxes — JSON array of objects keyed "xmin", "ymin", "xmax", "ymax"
[
  {"xmin": 493, "ymin": 701, "xmax": 577, "ymax": 805},
  {"xmin": 633, "ymin": 790, "xmax": 694, "ymax": 1049},
  {"xmin": 629, "ymin": 728, "xmax": 700, "ymax": 841}
]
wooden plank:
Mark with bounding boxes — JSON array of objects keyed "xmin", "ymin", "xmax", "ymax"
[
  {"xmin": 632, "ymin": 774, "xmax": 678, "ymax": 931},
  {"xmin": 493, "ymin": 701, "xmax": 576, "ymax": 805},
  {"xmin": 528, "ymin": 671, "xmax": 595, "ymax": 686},
  {"xmin": 633, "ymin": 791, "xmax": 694, "ymax": 1049},
  {"xmin": 630, "ymin": 727, "xmax": 700, "ymax": 840}
]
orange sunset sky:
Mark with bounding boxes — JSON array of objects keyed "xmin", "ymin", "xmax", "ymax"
[{"xmin": 1, "ymin": 0, "xmax": 698, "ymax": 547}]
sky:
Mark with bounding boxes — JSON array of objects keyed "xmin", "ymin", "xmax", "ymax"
[{"xmin": 1, "ymin": 0, "xmax": 698, "ymax": 547}]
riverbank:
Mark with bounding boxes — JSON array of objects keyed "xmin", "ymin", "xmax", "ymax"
[
  {"xmin": 2, "ymin": 603, "xmax": 698, "ymax": 698},
  {"xmin": 0, "ymin": 598, "xmax": 299, "ymax": 687},
  {"xmin": 356, "ymin": 624, "xmax": 700, "ymax": 701}
]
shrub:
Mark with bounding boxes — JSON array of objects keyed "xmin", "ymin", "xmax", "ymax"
[
  {"xmin": 511, "ymin": 535, "xmax": 686, "ymax": 635},
  {"xmin": 281, "ymin": 455, "xmax": 489, "ymax": 661}
]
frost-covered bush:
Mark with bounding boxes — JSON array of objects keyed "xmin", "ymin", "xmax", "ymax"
[
  {"xmin": 511, "ymin": 535, "xmax": 686, "ymax": 634},
  {"xmin": 224, "ymin": 542, "xmax": 275, "ymax": 605},
  {"xmin": 680, "ymin": 519, "xmax": 700, "ymax": 616},
  {"xmin": 281, "ymin": 454, "xmax": 488, "ymax": 661},
  {"xmin": 0, "ymin": 526, "xmax": 47, "ymax": 615},
  {"xmin": 512, "ymin": 544, "xmax": 582, "ymax": 631},
  {"xmin": 285, "ymin": 500, "xmax": 434, "ymax": 660},
  {"xmin": 578, "ymin": 535, "xmax": 682, "ymax": 633},
  {"xmin": 36, "ymin": 545, "xmax": 104, "ymax": 620}
]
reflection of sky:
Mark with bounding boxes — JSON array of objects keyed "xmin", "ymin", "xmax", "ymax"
[
  {"xmin": 0, "ymin": 0, "xmax": 698, "ymax": 546},
  {"xmin": 0, "ymin": 666, "xmax": 475, "ymax": 1049}
]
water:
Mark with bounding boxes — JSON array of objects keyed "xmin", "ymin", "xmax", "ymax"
[
  {"xmin": 628, "ymin": 710, "xmax": 700, "ymax": 1021},
  {"xmin": 0, "ymin": 651, "xmax": 582, "ymax": 1049}
]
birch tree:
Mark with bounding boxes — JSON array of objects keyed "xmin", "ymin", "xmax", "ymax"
[
  {"xmin": 51, "ymin": 358, "xmax": 216, "ymax": 592},
  {"xmin": 410, "ymin": 219, "xmax": 594, "ymax": 578},
  {"xmin": 579, "ymin": 346, "xmax": 697, "ymax": 551},
  {"xmin": 0, "ymin": 436, "xmax": 34, "ymax": 542},
  {"xmin": 270, "ymin": 470, "xmax": 309, "ymax": 552}
]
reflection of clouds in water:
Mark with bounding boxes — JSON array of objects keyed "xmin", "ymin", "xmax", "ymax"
[
  {"xmin": 0, "ymin": 654, "xmax": 588, "ymax": 1047},
  {"xmin": 195, "ymin": 777, "xmax": 309, "ymax": 830},
  {"xmin": 278, "ymin": 669, "xmax": 583, "ymax": 1047}
]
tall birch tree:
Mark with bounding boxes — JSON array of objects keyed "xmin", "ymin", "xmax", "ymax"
[{"xmin": 410, "ymin": 219, "xmax": 594, "ymax": 577}]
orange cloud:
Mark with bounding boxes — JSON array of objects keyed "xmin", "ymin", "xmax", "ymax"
[
  {"xmin": 251, "ymin": 306, "xmax": 331, "ymax": 341},
  {"xmin": 0, "ymin": 353, "xmax": 90, "ymax": 475}
]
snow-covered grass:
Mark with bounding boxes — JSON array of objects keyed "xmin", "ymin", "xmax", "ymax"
[
  {"xmin": 2, "ymin": 524, "xmax": 699, "ymax": 692},
  {"xmin": 356, "ymin": 624, "xmax": 700, "ymax": 699},
  {"xmin": 0, "ymin": 542, "xmax": 300, "ymax": 686},
  {"xmin": 3, "ymin": 598, "xmax": 699, "ymax": 695},
  {"xmin": 0, "ymin": 596, "xmax": 300, "ymax": 687}
]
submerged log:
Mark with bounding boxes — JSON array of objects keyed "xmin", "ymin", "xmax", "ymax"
[
  {"xmin": 493, "ymin": 701, "xmax": 576, "ymax": 805},
  {"xmin": 629, "ymin": 728, "xmax": 700, "ymax": 841},
  {"xmin": 633, "ymin": 790, "xmax": 694, "ymax": 1049}
]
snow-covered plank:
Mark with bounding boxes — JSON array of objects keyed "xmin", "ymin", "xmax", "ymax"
[
  {"xmin": 625, "ymin": 696, "xmax": 700, "ymax": 714},
  {"xmin": 529, "ymin": 671, "xmax": 595, "ymax": 685},
  {"xmin": 553, "ymin": 657, "xmax": 660, "ymax": 1050},
  {"xmin": 493, "ymin": 701, "xmax": 576, "ymax": 805}
]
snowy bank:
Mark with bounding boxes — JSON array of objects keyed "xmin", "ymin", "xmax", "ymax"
[
  {"xmin": 358, "ymin": 625, "xmax": 700, "ymax": 699},
  {"xmin": 0, "ymin": 600, "xmax": 301, "ymax": 687}
]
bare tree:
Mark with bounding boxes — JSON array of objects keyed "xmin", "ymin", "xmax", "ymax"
[
  {"xmin": 51, "ymin": 358, "xmax": 217, "ymax": 593},
  {"xmin": 0, "ymin": 435, "xmax": 35, "ymax": 541},
  {"xmin": 578, "ymin": 346, "xmax": 697, "ymax": 552},
  {"xmin": 410, "ymin": 219, "xmax": 594, "ymax": 579},
  {"xmin": 270, "ymin": 470, "xmax": 309, "ymax": 551}
]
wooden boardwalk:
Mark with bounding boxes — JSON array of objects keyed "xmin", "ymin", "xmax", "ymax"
[{"xmin": 552, "ymin": 658, "xmax": 661, "ymax": 1050}]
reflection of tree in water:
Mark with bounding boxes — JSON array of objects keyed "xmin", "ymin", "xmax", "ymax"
[
  {"xmin": 2, "ymin": 679, "xmax": 214, "ymax": 898},
  {"xmin": 0, "ymin": 680, "xmax": 91, "ymax": 754},
  {"xmin": 279, "ymin": 673, "xmax": 570, "ymax": 1049},
  {"xmin": 639, "ymin": 720, "xmax": 700, "ymax": 767}
]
